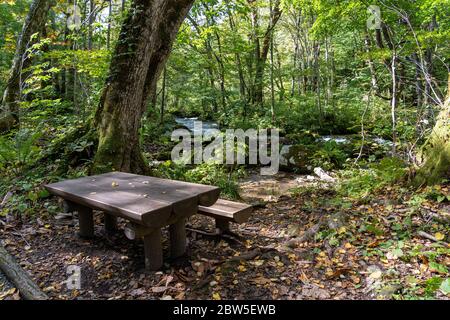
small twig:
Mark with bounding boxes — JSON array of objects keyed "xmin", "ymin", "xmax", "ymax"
[
  {"xmin": 193, "ymin": 273, "xmax": 214, "ymax": 290},
  {"xmin": 0, "ymin": 191, "xmax": 13, "ymax": 209},
  {"xmin": 285, "ymin": 218, "xmax": 325, "ymax": 248},
  {"xmin": 186, "ymin": 227, "xmax": 219, "ymax": 237},
  {"xmin": 416, "ymin": 231, "xmax": 448, "ymax": 245},
  {"xmin": 428, "ymin": 211, "xmax": 450, "ymax": 225},
  {"xmin": 187, "ymin": 227, "xmax": 244, "ymax": 245},
  {"xmin": 228, "ymin": 247, "xmax": 277, "ymax": 262}
]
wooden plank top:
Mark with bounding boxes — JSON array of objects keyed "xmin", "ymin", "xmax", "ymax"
[
  {"xmin": 198, "ymin": 199, "xmax": 252, "ymax": 223},
  {"xmin": 45, "ymin": 172, "xmax": 220, "ymax": 226}
]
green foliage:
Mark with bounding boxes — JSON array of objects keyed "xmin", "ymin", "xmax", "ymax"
[
  {"xmin": 185, "ymin": 162, "xmax": 246, "ymax": 199},
  {"xmin": 309, "ymin": 140, "xmax": 348, "ymax": 171},
  {"xmin": 0, "ymin": 0, "xmax": 29, "ymax": 89},
  {"xmin": 0, "ymin": 128, "xmax": 42, "ymax": 174},
  {"xmin": 154, "ymin": 161, "xmax": 245, "ymax": 199},
  {"xmin": 421, "ymin": 185, "xmax": 450, "ymax": 203},
  {"xmin": 337, "ymin": 157, "xmax": 408, "ymax": 199}
]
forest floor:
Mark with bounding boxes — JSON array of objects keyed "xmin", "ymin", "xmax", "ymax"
[
  {"xmin": 0, "ymin": 171, "xmax": 449, "ymax": 300},
  {"xmin": 0, "ymin": 271, "xmax": 17, "ymax": 300}
]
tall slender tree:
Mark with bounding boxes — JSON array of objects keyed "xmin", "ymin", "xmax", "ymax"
[
  {"xmin": 0, "ymin": 0, "xmax": 55, "ymax": 132},
  {"xmin": 248, "ymin": 0, "xmax": 282, "ymax": 108}
]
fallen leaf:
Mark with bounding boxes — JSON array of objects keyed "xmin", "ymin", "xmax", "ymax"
[
  {"xmin": 435, "ymin": 232, "xmax": 445, "ymax": 241},
  {"xmin": 439, "ymin": 279, "xmax": 450, "ymax": 295},
  {"xmin": 251, "ymin": 277, "xmax": 272, "ymax": 285},
  {"xmin": 151, "ymin": 286, "xmax": 168, "ymax": 293}
]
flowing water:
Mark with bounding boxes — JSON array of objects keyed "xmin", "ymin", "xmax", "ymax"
[{"xmin": 175, "ymin": 117, "xmax": 220, "ymax": 136}]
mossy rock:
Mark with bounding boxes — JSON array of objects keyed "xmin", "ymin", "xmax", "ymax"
[{"xmin": 280, "ymin": 144, "xmax": 314, "ymax": 173}]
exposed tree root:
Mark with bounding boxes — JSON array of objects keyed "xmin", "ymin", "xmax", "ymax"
[
  {"xmin": 227, "ymin": 247, "xmax": 276, "ymax": 262},
  {"xmin": 285, "ymin": 218, "xmax": 325, "ymax": 248}
]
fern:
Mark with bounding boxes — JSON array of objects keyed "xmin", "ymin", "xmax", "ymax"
[{"xmin": 0, "ymin": 129, "xmax": 42, "ymax": 174}]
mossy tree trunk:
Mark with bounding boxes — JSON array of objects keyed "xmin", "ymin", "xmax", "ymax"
[
  {"xmin": 92, "ymin": 0, "xmax": 194, "ymax": 174},
  {"xmin": 414, "ymin": 73, "xmax": 450, "ymax": 186},
  {"xmin": 0, "ymin": 0, "xmax": 54, "ymax": 133}
]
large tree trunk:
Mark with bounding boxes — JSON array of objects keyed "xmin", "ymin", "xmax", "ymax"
[
  {"xmin": 92, "ymin": 0, "xmax": 194, "ymax": 174},
  {"xmin": 414, "ymin": 73, "xmax": 450, "ymax": 186},
  {"xmin": 0, "ymin": 0, "xmax": 54, "ymax": 133}
]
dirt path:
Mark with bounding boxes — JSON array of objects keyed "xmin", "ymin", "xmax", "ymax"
[{"xmin": 238, "ymin": 170, "xmax": 332, "ymax": 203}]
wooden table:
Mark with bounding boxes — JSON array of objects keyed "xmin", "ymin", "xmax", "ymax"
[{"xmin": 45, "ymin": 172, "xmax": 220, "ymax": 270}]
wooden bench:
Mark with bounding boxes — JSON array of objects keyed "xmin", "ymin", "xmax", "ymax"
[
  {"xmin": 197, "ymin": 199, "xmax": 253, "ymax": 232},
  {"xmin": 45, "ymin": 172, "xmax": 220, "ymax": 271}
]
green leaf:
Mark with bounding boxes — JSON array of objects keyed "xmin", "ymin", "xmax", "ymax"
[
  {"xmin": 429, "ymin": 262, "xmax": 448, "ymax": 274},
  {"xmin": 439, "ymin": 279, "xmax": 450, "ymax": 295},
  {"xmin": 388, "ymin": 248, "xmax": 404, "ymax": 259},
  {"xmin": 38, "ymin": 189, "xmax": 50, "ymax": 198},
  {"xmin": 27, "ymin": 191, "xmax": 38, "ymax": 202},
  {"xmin": 17, "ymin": 203, "xmax": 28, "ymax": 213},
  {"xmin": 425, "ymin": 276, "xmax": 442, "ymax": 295}
]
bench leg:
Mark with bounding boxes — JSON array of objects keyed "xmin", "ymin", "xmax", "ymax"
[
  {"xmin": 215, "ymin": 218, "xmax": 230, "ymax": 233},
  {"xmin": 143, "ymin": 229, "xmax": 163, "ymax": 271},
  {"xmin": 63, "ymin": 200, "xmax": 76, "ymax": 213},
  {"xmin": 104, "ymin": 214, "xmax": 117, "ymax": 234},
  {"xmin": 78, "ymin": 206, "xmax": 94, "ymax": 238},
  {"xmin": 169, "ymin": 218, "xmax": 186, "ymax": 258}
]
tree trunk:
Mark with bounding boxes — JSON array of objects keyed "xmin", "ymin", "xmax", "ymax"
[
  {"xmin": 364, "ymin": 32, "xmax": 379, "ymax": 93},
  {"xmin": 424, "ymin": 15, "xmax": 438, "ymax": 106},
  {"xmin": 249, "ymin": 0, "xmax": 282, "ymax": 108},
  {"xmin": 187, "ymin": 15, "xmax": 219, "ymax": 113},
  {"xmin": 227, "ymin": 12, "xmax": 247, "ymax": 109},
  {"xmin": 313, "ymin": 41, "xmax": 323, "ymax": 124},
  {"xmin": 411, "ymin": 52, "xmax": 423, "ymax": 108},
  {"xmin": 0, "ymin": 0, "xmax": 54, "ymax": 133},
  {"xmin": 414, "ymin": 73, "xmax": 450, "ymax": 186},
  {"xmin": 106, "ymin": 0, "xmax": 112, "ymax": 50},
  {"xmin": 274, "ymin": 43, "xmax": 285, "ymax": 101},
  {"xmin": 390, "ymin": 51, "xmax": 398, "ymax": 155},
  {"xmin": 269, "ymin": 0, "xmax": 275, "ymax": 122},
  {"xmin": 214, "ymin": 31, "xmax": 227, "ymax": 111},
  {"xmin": 88, "ymin": 0, "xmax": 95, "ymax": 50},
  {"xmin": 92, "ymin": 0, "xmax": 194, "ymax": 174},
  {"xmin": 160, "ymin": 66, "xmax": 167, "ymax": 124}
]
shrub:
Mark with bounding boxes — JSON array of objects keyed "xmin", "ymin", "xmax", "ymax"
[
  {"xmin": 154, "ymin": 161, "xmax": 245, "ymax": 199},
  {"xmin": 337, "ymin": 157, "xmax": 407, "ymax": 199},
  {"xmin": 0, "ymin": 129, "xmax": 42, "ymax": 175},
  {"xmin": 309, "ymin": 140, "xmax": 348, "ymax": 171}
]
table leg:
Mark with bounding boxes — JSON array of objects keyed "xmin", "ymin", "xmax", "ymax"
[
  {"xmin": 104, "ymin": 214, "xmax": 117, "ymax": 234},
  {"xmin": 78, "ymin": 206, "xmax": 94, "ymax": 238},
  {"xmin": 143, "ymin": 229, "xmax": 163, "ymax": 271},
  {"xmin": 215, "ymin": 218, "xmax": 230, "ymax": 233},
  {"xmin": 169, "ymin": 218, "xmax": 186, "ymax": 258},
  {"xmin": 63, "ymin": 200, "xmax": 76, "ymax": 213}
]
